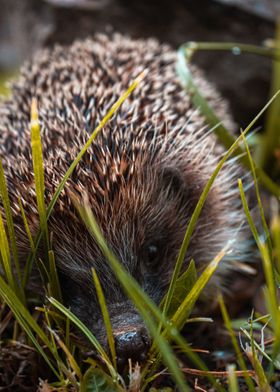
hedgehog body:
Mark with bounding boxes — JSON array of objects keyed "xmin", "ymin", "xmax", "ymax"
[{"xmin": 0, "ymin": 34, "xmax": 250, "ymax": 363}]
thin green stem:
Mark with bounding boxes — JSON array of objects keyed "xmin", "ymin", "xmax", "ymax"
[
  {"xmin": 177, "ymin": 44, "xmax": 280, "ymax": 198},
  {"xmin": 184, "ymin": 41, "xmax": 280, "ymax": 61}
]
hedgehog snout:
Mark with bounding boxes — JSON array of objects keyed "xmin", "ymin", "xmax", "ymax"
[{"xmin": 113, "ymin": 326, "xmax": 151, "ymax": 367}]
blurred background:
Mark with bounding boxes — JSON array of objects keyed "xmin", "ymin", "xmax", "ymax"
[{"xmin": 0, "ymin": 0, "xmax": 279, "ymax": 126}]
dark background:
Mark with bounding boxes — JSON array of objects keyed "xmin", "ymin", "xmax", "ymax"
[{"xmin": 0, "ymin": 0, "xmax": 279, "ymax": 126}]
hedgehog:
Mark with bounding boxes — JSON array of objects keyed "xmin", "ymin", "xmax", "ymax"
[{"xmin": 0, "ymin": 33, "xmax": 251, "ymax": 365}]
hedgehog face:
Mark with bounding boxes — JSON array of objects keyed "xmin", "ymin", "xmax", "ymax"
[
  {"xmin": 50, "ymin": 154, "xmax": 199, "ymax": 364},
  {"xmin": 10, "ymin": 121, "xmax": 241, "ymax": 365}
]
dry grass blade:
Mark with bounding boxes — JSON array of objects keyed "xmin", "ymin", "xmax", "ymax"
[
  {"xmin": 48, "ymin": 326, "xmax": 82, "ymax": 381},
  {"xmin": 30, "ymin": 98, "xmax": 49, "ymax": 250}
]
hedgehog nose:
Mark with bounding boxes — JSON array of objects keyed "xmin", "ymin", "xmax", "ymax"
[{"xmin": 114, "ymin": 327, "xmax": 151, "ymax": 366}]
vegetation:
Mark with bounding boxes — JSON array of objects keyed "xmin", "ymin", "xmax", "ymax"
[{"xmin": 0, "ymin": 32, "xmax": 280, "ymax": 391}]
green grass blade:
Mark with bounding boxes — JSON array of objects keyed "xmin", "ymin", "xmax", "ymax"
[
  {"xmin": 23, "ymin": 71, "xmax": 146, "ymax": 287},
  {"xmin": 65, "ymin": 315, "xmax": 71, "ymax": 349},
  {"xmin": 48, "ymin": 250, "xmax": 62, "ymax": 302},
  {"xmin": 182, "ymin": 41, "xmax": 280, "ymax": 60},
  {"xmin": 240, "ymin": 327, "xmax": 275, "ymax": 367},
  {"xmin": 160, "ymin": 259, "xmax": 197, "ymax": 318},
  {"xmin": 177, "ymin": 45, "xmax": 280, "ymax": 197},
  {"xmin": 48, "ymin": 297, "xmax": 118, "ymax": 380},
  {"xmin": 30, "ymin": 98, "xmax": 49, "ymax": 250},
  {"xmin": 218, "ymin": 294, "xmax": 256, "ymax": 392},
  {"xmin": 238, "ymin": 179, "xmax": 260, "ymax": 244},
  {"xmin": 36, "ymin": 257, "xmax": 51, "ymax": 287},
  {"xmin": 262, "ymin": 261, "xmax": 280, "ymax": 374},
  {"xmin": 271, "ymin": 212, "xmax": 280, "ymax": 279},
  {"xmin": 78, "ymin": 203, "xmax": 226, "ymax": 392},
  {"xmin": 239, "ymin": 178, "xmax": 280, "ymax": 371},
  {"xmin": 246, "ymin": 318, "xmax": 271, "ymax": 392},
  {"xmin": 0, "ymin": 211, "xmax": 16, "ymax": 292},
  {"xmin": 142, "ymin": 325, "xmax": 224, "ymax": 392},
  {"xmin": 170, "ymin": 245, "xmax": 229, "ymax": 331},
  {"xmin": 92, "ymin": 268, "xmax": 117, "ymax": 369},
  {"xmin": 162, "ymin": 90, "xmax": 280, "ymax": 320},
  {"xmin": 259, "ymin": 244, "xmax": 280, "ymax": 335},
  {"xmin": 250, "ymin": 354, "xmax": 271, "ymax": 392},
  {"xmin": 0, "ymin": 274, "xmax": 60, "ymax": 378},
  {"xmin": 18, "ymin": 197, "xmax": 37, "ymax": 292},
  {"xmin": 0, "ymin": 274, "xmax": 53, "ymax": 348},
  {"xmin": 43, "ymin": 306, "xmax": 64, "ymax": 380},
  {"xmin": 0, "ymin": 159, "xmax": 22, "ymax": 286},
  {"xmin": 77, "ymin": 205, "xmax": 191, "ymax": 392},
  {"xmin": 238, "ymin": 179, "xmax": 280, "ymax": 331},
  {"xmin": 147, "ymin": 249, "xmax": 222, "ymax": 388},
  {"xmin": 227, "ymin": 364, "xmax": 240, "ymax": 392},
  {"xmin": 260, "ymin": 21, "xmax": 280, "ymax": 170},
  {"xmin": 177, "ymin": 46, "xmax": 235, "ymax": 150},
  {"xmin": 18, "ymin": 196, "xmax": 35, "ymax": 253},
  {"xmin": 240, "ymin": 131, "xmax": 272, "ymax": 255}
]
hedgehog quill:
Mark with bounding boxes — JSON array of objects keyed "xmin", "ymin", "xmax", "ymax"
[{"xmin": 0, "ymin": 34, "xmax": 251, "ymax": 366}]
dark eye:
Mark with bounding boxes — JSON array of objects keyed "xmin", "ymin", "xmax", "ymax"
[{"xmin": 145, "ymin": 244, "xmax": 160, "ymax": 268}]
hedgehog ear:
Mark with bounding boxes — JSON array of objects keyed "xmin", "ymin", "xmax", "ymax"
[{"xmin": 161, "ymin": 166, "xmax": 188, "ymax": 202}]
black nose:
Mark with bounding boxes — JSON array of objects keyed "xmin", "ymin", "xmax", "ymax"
[{"xmin": 114, "ymin": 327, "xmax": 151, "ymax": 366}]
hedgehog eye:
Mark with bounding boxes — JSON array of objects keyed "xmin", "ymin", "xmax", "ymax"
[{"xmin": 144, "ymin": 244, "xmax": 160, "ymax": 268}]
